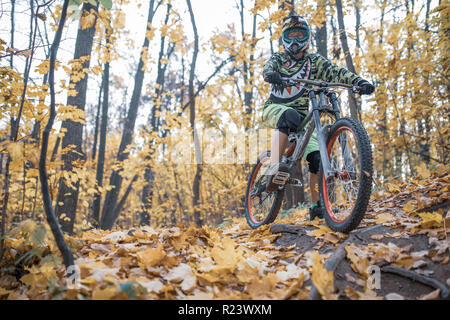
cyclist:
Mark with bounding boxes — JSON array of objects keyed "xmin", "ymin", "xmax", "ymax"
[{"xmin": 262, "ymin": 15, "xmax": 374, "ymax": 220}]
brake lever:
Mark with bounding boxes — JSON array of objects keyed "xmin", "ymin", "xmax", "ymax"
[{"xmin": 351, "ymin": 85, "xmax": 361, "ymax": 94}]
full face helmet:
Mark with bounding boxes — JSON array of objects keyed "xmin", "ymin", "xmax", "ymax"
[{"xmin": 281, "ymin": 15, "xmax": 311, "ymax": 56}]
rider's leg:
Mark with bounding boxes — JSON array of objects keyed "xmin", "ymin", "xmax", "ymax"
[
  {"xmin": 270, "ymin": 130, "xmax": 288, "ymax": 166},
  {"xmin": 306, "ymin": 150, "xmax": 323, "ymax": 219},
  {"xmin": 271, "ymin": 108, "xmax": 302, "ymax": 164},
  {"xmin": 263, "ymin": 107, "xmax": 302, "ymax": 192}
]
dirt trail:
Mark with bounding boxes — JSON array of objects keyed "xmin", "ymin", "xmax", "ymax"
[{"xmin": 0, "ymin": 168, "xmax": 449, "ymax": 300}]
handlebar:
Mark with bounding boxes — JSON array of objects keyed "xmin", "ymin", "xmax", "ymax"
[{"xmin": 281, "ymin": 78, "xmax": 361, "ymax": 94}]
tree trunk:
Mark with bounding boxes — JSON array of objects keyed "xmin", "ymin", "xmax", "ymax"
[
  {"xmin": 100, "ymin": 0, "xmax": 159, "ymax": 230},
  {"xmin": 0, "ymin": 0, "xmax": 17, "ymax": 262},
  {"xmin": 92, "ymin": 59, "xmax": 110, "ymax": 225},
  {"xmin": 92, "ymin": 72, "xmax": 104, "ymax": 160},
  {"xmin": 141, "ymin": 3, "xmax": 172, "ymax": 226},
  {"xmin": 187, "ymin": 0, "xmax": 202, "ymax": 227},
  {"xmin": 315, "ymin": 0, "xmax": 328, "ymax": 59},
  {"xmin": 111, "ymin": 174, "xmax": 138, "ymax": 225},
  {"xmin": 335, "ymin": 0, "xmax": 359, "ymax": 120},
  {"xmin": 39, "ymin": 0, "xmax": 75, "ymax": 275},
  {"xmin": 9, "ymin": 0, "xmax": 15, "ymax": 69},
  {"xmin": 55, "ymin": 1, "xmax": 98, "ymax": 234},
  {"xmin": 239, "ymin": 0, "xmax": 257, "ymax": 130},
  {"xmin": 354, "ymin": 0, "xmax": 362, "ymax": 52}
]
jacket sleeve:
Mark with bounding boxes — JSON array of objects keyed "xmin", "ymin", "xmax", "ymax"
[
  {"xmin": 314, "ymin": 54, "xmax": 360, "ymax": 85},
  {"xmin": 262, "ymin": 53, "xmax": 280, "ymax": 80}
]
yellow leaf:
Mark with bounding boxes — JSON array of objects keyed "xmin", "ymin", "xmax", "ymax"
[
  {"xmin": 308, "ymin": 225, "xmax": 333, "ymax": 238},
  {"xmin": 344, "ymin": 285, "xmax": 382, "ymax": 300},
  {"xmin": 416, "ymin": 163, "xmax": 431, "ymax": 179},
  {"xmin": 418, "ymin": 212, "xmax": 443, "ymax": 227},
  {"xmin": 81, "ymin": 12, "xmax": 96, "ymax": 30},
  {"xmin": 375, "ymin": 213, "xmax": 392, "ymax": 224},
  {"xmin": 0, "ymin": 287, "xmax": 12, "ymax": 296},
  {"xmin": 311, "ymin": 252, "xmax": 338, "ymax": 300},
  {"xmin": 92, "ymin": 286, "xmax": 117, "ymax": 300},
  {"xmin": 345, "ymin": 244, "xmax": 370, "ymax": 277},
  {"xmin": 403, "ymin": 200, "xmax": 416, "ymax": 214},
  {"xmin": 7, "ymin": 142, "xmax": 22, "ymax": 161},
  {"xmin": 246, "ymin": 273, "xmax": 279, "ymax": 299},
  {"xmin": 136, "ymin": 243, "xmax": 166, "ymax": 267},
  {"xmin": 211, "ymin": 237, "xmax": 242, "ymax": 271},
  {"xmin": 20, "ymin": 272, "xmax": 46, "ymax": 287},
  {"xmin": 17, "ymin": 49, "xmax": 32, "ymax": 57}
]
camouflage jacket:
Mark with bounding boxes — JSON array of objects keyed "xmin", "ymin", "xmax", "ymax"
[{"xmin": 263, "ymin": 51, "xmax": 361, "ymax": 114}]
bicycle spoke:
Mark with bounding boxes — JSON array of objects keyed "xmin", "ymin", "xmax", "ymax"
[{"xmin": 324, "ymin": 126, "xmax": 362, "ymax": 222}]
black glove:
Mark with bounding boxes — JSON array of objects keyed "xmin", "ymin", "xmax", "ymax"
[
  {"xmin": 264, "ymin": 71, "xmax": 283, "ymax": 85},
  {"xmin": 357, "ymin": 79, "xmax": 375, "ymax": 95}
]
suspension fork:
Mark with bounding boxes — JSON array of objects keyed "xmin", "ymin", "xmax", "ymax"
[
  {"xmin": 309, "ymin": 90, "xmax": 334, "ymax": 180},
  {"xmin": 329, "ymin": 92, "xmax": 354, "ymax": 171}
]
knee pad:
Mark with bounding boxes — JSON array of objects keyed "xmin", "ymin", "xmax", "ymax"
[
  {"xmin": 306, "ymin": 150, "xmax": 321, "ymax": 174},
  {"xmin": 276, "ymin": 109, "xmax": 302, "ymax": 135}
]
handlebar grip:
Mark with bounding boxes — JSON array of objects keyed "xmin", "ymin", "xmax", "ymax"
[{"xmin": 352, "ymin": 86, "xmax": 362, "ymax": 94}]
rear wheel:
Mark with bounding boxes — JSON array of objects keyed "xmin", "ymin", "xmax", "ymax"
[
  {"xmin": 244, "ymin": 151, "xmax": 285, "ymax": 229},
  {"xmin": 318, "ymin": 117, "xmax": 373, "ymax": 233}
]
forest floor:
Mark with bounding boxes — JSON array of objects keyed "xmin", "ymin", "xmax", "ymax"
[{"xmin": 0, "ymin": 167, "xmax": 449, "ymax": 300}]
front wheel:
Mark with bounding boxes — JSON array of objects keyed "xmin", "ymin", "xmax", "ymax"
[
  {"xmin": 244, "ymin": 151, "xmax": 285, "ymax": 229},
  {"xmin": 318, "ymin": 117, "xmax": 373, "ymax": 233}
]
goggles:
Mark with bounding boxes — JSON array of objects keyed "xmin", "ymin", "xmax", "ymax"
[{"xmin": 283, "ymin": 26, "xmax": 309, "ymax": 43}]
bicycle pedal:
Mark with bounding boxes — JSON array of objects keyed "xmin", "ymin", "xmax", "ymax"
[
  {"xmin": 272, "ymin": 171, "xmax": 290, "ymax": 185},
  {"xmin": 287, "ymin": 178, "xmax": 303, "ymax": 187}
]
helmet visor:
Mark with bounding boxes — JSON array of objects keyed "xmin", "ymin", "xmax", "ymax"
[{"xmin": 283, "ymin": 26, "xmax": 309, "ymax": 42}]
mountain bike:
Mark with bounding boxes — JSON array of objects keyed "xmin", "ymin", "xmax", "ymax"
[{"xmin": 244, "ymin": 78, "xmax": 373, "ymax": 233}]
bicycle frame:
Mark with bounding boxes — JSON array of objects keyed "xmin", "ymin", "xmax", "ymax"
[{"xmin": 284, "ymin": 87, "xmax": 345, "ymax": 180}]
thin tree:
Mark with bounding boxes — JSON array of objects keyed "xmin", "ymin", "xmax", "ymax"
[
  {"xmin": 39, "ymin": 0, "xmax": 75, "ymax": 275},
  {"xmin": 92, "ymin": 35, "xmax": 111, "ymax": 225},
  {"xmin": 186, "ymin": 0, "xmax": 202, "ymax": 226},
  {"xmin": 335, "ymin": 0, "xmax": 359, "ymax": 120},
  {"xmin": 315, "ymin": 0, "xmax": 328, "ymax": 59},
  {"xmin": 100, "ymin": 0, "xmax": 162, "ymax": 230},
  {"xmin": 92, "ymin": 70, "xmax": 105, "ymax": 161},
  {"xmin": 1, "ymin": 0, "xmax": 51, "ymax": 260},
  {"xmin": 237, "ymin": 0, "xmax": 258, "ymax": 130},
  {"xmin": 141, "ymin": 2, "xmax": 174, "ymax": 226}
]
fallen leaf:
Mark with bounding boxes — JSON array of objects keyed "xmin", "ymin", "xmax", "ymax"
[
  {"xmin": 211, "ymin": 237, "xmax": 242, "ymax": 271},
  {"xmin": 344, "ymin": 286, "xmax": 382, "ymax": 300},
  {"xmin": 416, "ymin": 163, "xmax": 431, "ymax": 179},
  {"xmin": 311, "ymin": 252, "xmax": 338, "ymax": 300},
  {"xmin": 418, "ymin": 289, "xmax": 440, "ymax": 300},
  {"xmin": 370, "ymin": 234, "xmax": 384, "ymax": 240},
  {"xmin": 92, "ymin": 286, "xmax": 117, "ymax": 300},
  {"xmin": 187, "ymin": 290, "xmax": 214, "ymax": 300},
  {"xmin": 246, "ymin": 273, "xmax": 279, "ymax": 299},
  {"xmin": 276, "ymin": 263, "xmax": 309, "ymax": 282},
  {"xmin": 136, "ymin": 243, "xmax": 166, "ymax": 267},
  {"xmin": 375, "ymin": 213, "xmax": 392, "ymax": 224},
  {"xmin": 165, "ymin": 263, "xmax": 197, "ymax": 293},
  {"xmin": 0, "ymin": 287, "xmax": 12, "ymax": 296}
]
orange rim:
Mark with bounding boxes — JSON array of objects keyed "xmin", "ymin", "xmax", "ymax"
[
  {"xmin": 322, "ymin": 126, "xmax": 358, "ymax": 223},
  {"xmin": 247, "ymin": 157, "xmax": 267, "ymax": 224}
]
